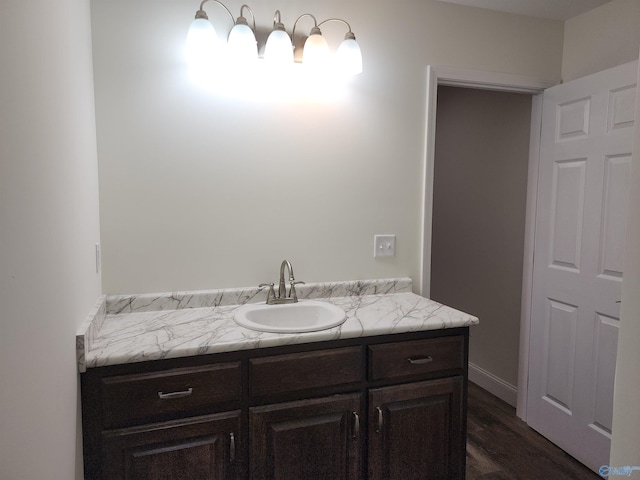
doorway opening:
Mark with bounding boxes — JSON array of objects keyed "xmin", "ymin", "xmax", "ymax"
[
  {"xmin": 420, "ymin": 66, "xmax": 553, "ymax": 415},
  {"xmin": 430, "ymin": 85, "xmax": 533, "ymax": 406}
]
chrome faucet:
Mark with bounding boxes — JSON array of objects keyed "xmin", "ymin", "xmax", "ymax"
[
  {"xmin": 278, "ymin": 260, "xmax": 294, "ymax": 299},
  {"xmin": 259, "ymin": 260, "xmax": 305, "ymax": 305}
]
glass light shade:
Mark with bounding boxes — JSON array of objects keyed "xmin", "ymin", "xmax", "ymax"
[
  {"xmin": 227, "ymin": 23, "xmax": 258, "ymax": 61},
  {"xmin": 264, "ymin": 29, "xmax": 293, "ymax": 64},
  {"xmin": 336, "ymin": 37, "xmax": 363, "ymax": 75},
  {"xmin": 185, "ymin": 17, "xmax": 218, "ymax": 65},
  {"xmin": 302, "ymin": 33, "xmax": 330, "ymax": 67}
]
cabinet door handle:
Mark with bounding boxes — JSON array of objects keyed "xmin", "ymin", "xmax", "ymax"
[
  {"xmin": 407, "ymin": 356, "xmax": 433, "ymax": 365},
  {"xmin": 229, "ymin": 432, "xmax": 235, "ymax": 464},
  {"xmin": 352, "ymin": 412, "xmax": 360, "ymax": 440},
  {"xmin": 157, "ymin": 387, "xmax": 193, "ymax": 399},
  {"xmin": 375, "ymin": 407, "xmax": 383, "ymax": 434}
]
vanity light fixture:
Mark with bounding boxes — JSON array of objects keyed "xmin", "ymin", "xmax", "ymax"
[
  {"xmin": 186, "ymin": 1, "xmax": 363, "ymax": 75},
  {"xmin": 264, "ymin": 10, "xmax": 293, "ymax": 64},
  {"xmin": 227, "ymin": 5, "xmax": 258, "ymax": 62},
  {"xmin": 186, "ymin": 1, "xmax": 258, "ymax": 65},
  {"xmin": 292, "ymin": 14, "xmax": 329, "ymax": 68},
  {"xmin": 185, "ymin": 3, "xmax": 220, "ymax": 65},
  {"xmin": 328, "ymin": 20, "xmax": 363, "ymax": 76},
  {"xmin": 291, "ymin": 16, "xmax": 363, "ymax": 75}
]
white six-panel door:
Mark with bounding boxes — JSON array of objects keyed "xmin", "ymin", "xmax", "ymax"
[{"xmin": 527, "ymin": 60, "xmax": 637, "ymax": 473}]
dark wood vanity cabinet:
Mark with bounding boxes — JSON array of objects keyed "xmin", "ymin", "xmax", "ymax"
[
  {"xmin": 367, "ymin": 337, "xmax": 466, "ymax": 480},
  {"xmin": 368, "ymin": 378, "xmax": 464, "ymax": 480},
  {"xmin": 82, "ymin": 362, "xmax": 244, "ymax": 480},
  {"xmin": 81, "ymin": 327, "xmax": 468, "ymax": 480}
]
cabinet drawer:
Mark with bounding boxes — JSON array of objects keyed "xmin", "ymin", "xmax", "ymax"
[
  {"xmin": 101, "ymin": 362, "xmax": 241, "ymax": 428},
  {"xmin": 369, "ymin": 336, "xmax": 464, "ymax": 381},
  {"xmin": 249, "ymin": 347, "xmax": 363, "ymax": 398}
]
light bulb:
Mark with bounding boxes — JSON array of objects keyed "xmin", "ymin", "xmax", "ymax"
[
  {"xmin": 227, "ymin": 20, "xmax": 257, "ymax": 62},
  {"xmin": 185, "ymin": 17, "xmax": 218, "ymax": 66},
  {"xmin": 264, "ymin": 27, "xmax": 293, "ymax": 64},
  {"xmin": 336, "ymin": 34, "xmax": 362, "ymax": 75},
  {"xmin": 302, "ymin": 27, "xmax": 330, "ymax": 68}
]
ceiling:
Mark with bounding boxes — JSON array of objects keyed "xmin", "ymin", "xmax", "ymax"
[{"xmin": 436, "ymin": 0, "xmax": 612, "ymax": 20}]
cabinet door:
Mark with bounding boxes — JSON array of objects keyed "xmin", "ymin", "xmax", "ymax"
[
  {"xmin": 369, "ymin": 377, "xmax": 464, "ymax": 480},
  {"xmin": 249, "ymin": 393, "xmax": 362, "ymax": 480},
  {"xmin": 102, "ymin": 411, "xmax": 242, "ymax": 480}
]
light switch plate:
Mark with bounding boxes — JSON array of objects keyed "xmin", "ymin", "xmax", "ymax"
[{"xmin": 374, "ymin": 235, "xmax": 396, "ymax": 257}]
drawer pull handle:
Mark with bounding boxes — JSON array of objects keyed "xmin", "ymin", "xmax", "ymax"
[
  {"xmin": 229, "ymin": 432, "xmax": 235, "ymax": 464},
  {"xmin": 352, "ymin": 412, "xmax": 360, "ymax": 440},
  {"xmin": 407, "ymin": 356, "xmax": 433, "ymax": 365},
  {"xmin": 375, "ymin": 407, "xmax": 383, "ymax": 434},
  {"xmin": 157, "ymin": 388, "xmax": 193, "ymax": 399}
]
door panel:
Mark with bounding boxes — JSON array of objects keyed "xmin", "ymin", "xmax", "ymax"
[
  {"xmin": 593, "ymin": 313, "xmax": 619, "ymax": 435},
  {"xmin": 544, "ymin": 299, "xmax": 578, "ymax": 412},
  {"xmin": 599, "ymin": 154, "xmax": 632, "ymax": 277},
  {"xmin": 550, "ymin": 159, "xmax": 587, "ymax": 270},
  {"xmin": 528, "ymin": 60, "xmax": 637, "ymax": 473}
]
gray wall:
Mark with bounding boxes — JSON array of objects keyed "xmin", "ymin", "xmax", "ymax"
[
  {"xmin": 430, "ymin": 86, "xmax": 532, "ymax": 387},
  {"xmin": 562, "ymin": 0, "xmax": 640, "ymax": 81},
  {"xmin": 0, "ymin": 0, "xmax": 102, "ymax": 478}
]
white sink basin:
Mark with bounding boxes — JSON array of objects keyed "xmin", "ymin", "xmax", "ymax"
[{"xmin": 234, "ymin": 300, "xmax": 346, "ymax": 333}]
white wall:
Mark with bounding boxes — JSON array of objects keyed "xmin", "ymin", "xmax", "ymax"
[
  {"xmin": 609, "ymin": 57, "xmax": 640, "ymax": 470},
  {"xmin": 562, "ymin": 0, "xmax": 640, "ymax": 82},
  {"xmin": 91, "ymin": 0, "xmax": 564, "ymax": 294},
  {"xmin": 0, "ymin": 1, "xmax": 101, "ymax": 479}
]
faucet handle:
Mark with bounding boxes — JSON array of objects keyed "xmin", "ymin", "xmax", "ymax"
[
  {"xmin": 290, "ymin": 281, "xmax": 305, "ymax": 302},
  {"xmin": 259, "ymin": 283, "xmax": 276, "ymax": 304}
]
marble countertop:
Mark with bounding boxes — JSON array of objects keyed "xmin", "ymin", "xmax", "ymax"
[{"xmin": 76, "ymin": 278, "xmax": 479, "ymax": 372}]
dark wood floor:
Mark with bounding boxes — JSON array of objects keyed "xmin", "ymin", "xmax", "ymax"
[{"xmin": 466, "ymin": 382, "xmax": 602, "ymax": 480}]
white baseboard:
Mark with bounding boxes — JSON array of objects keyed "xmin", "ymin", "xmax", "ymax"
[{"xmin": 468, "ymin": 362, "xmax": 518, "ymax": 407}]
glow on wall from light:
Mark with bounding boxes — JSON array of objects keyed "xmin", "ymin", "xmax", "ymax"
[{"xmin": 186, "ymin": 55, "xmax": 353, "ymax": 103}]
